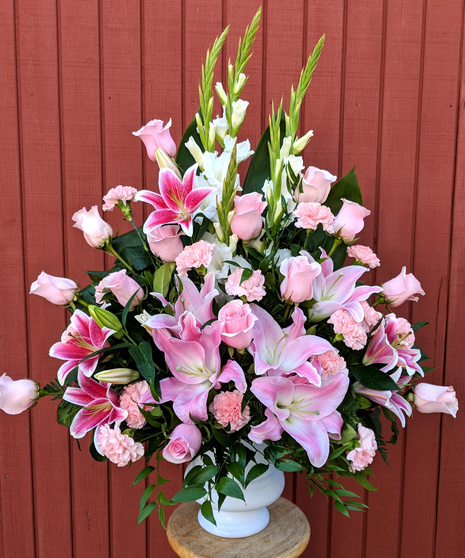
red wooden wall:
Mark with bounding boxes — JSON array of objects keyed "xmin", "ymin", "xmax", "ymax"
[{"xmin": 1, "ymin": 1, "xmax": 464, "ymax": 556}]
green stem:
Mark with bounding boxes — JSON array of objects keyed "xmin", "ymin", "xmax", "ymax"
[
  {"xmin": 128, "ymin": 218, "xmax": 158, "ymax": 267},
  {"xmin": 105, "ymin": 242, "xmax": 135, "ymax": 273},
  {"xmin": 327, "ymin": 237, "xmax": 342, "ymax": 258},
  {"xmin": 283, "ymin": 301, "xmax": 294, "ymax": 321}
]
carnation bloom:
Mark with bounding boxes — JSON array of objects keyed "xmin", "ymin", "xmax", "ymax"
[
  {"xmin": 102, "ymin": 186, "xmax": 138, "ymax": 211},
  {"xmin": 346, "ymin": 424, "xmax": 377, "ymax": 473},
  {"xmin": 95, "ymin": 423, "xmax": 144, "ymax": 467},
  {"xmin": 293, "ymin": 202, "xmax": 334, "ymax": 232},
  {"xmin": 175, "ymin": 240, "xmax": 216, "ymax": 277},
  {"xmin": 328, "ymin": 309, "xmax": 367, "ymax": 350},
  {"xmin": 225, "ymin": 268, "xmax": 266, "ymax": 302},
  {"xmin": 209, "ymin": 390, "xmax": 251, "ymax": 432},
  {"xmin": 313, "ymin": 351, "xmax": 348, "ymax": 381},
  {"xmin": 360, "ymin": 301, "xmax": 382, "ymax": 333},
  {"xmin": 347, "ymin": 245, "xmax": 380, "ymax": 268},
  {"xmin": 119, "ymin": 380, "xmax": 151, "ymax": 429}
]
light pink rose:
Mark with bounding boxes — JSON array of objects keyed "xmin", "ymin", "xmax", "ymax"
[
  {"xmin": 102, "ymin": 186, "xmax": 138, "ymax": 211},
  {"xmin": 328, "ymin": 309, "xmax": 367, "ymax": 350},
  {"xmin": 175, "ymin": 241, "xmax": 216, "ymax": 277},
  {"xmin": 119, "ymin": 380, "xmax": 151, "ymax": 429},
  {"xmin": 414, "ymin": 383, "xmax": 458, "ymax": 417},
  {"xmin": 95, "ymin": 423, "xmax": 144, "ymax": 467},
  {"xmin": 132, "ymin": 118, "xmax": 177, "ymax": 159},
  {"xmin": 382, "ymin": 267, "xmax": 425, "ymax": 307},
  {"xmin": 95, "ymin": 270, "xmax": 144, "ymax": 309},
  {"xmin": 295, "ymin": 166, "xmax": 337, "ymax": 204},
  {"xmin": 0, "ymin": 373, "xmax": 38, "ymax": 415},
  {"xmin": 162, "ymin": 423, "xmax": 202, "ymax": 464},
  {"xmin": 225, "ymin": 268, "xmax": 266, "ymax": 302},
  {"xmin": 217, "ymin": 300, "xmax": 257, "ymax": 350},
  {"xmin": 30, "ymin": 271, "xmax": 78, "ymax": 305},
  {"xmin": 346, "ymin": 424, "xmax": 377, "ymax": 473},
  {"xmin": 314, "ymin": 351, "xmax": 348, "ymax": 381},
  {"xmin": 329, "ymin": 199, "xmax": 371, "ymax": 242},
  {"xmin": 72, "ymin": 206, "xmax": 113, "ymax": 248},
  {"xmin": 347, "ymin": 245, "xmax": 380, "ymax": 268},
  {"xmin": 293, "ymin": 202, "xmax": 334, "ymax": 232},
  {"xmin": 230, "ymin": 193, "xmax": 266, "ymax": 241},
  {"xmin": 280, "ymin": 254, "xmax": 321, "ymax": 303},
  {"xmin": 209, "ymin": 390, "xmax": 251, "ymax": 432},
  {"xmin": 147, "ymin": 225, "xmax": 184, "ymax": 262}
]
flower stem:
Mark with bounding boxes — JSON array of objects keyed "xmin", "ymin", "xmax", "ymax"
[
  {"xmin": 327, "ymin": 237, "xmax": 342, "ymax": 258},
  {"xmin": 105, "ymin": 242, "xmax": 135, "ymax": 273}
]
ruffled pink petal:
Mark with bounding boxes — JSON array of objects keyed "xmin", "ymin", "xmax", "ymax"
[
  {"xmin": 280, "ymin": 335, "xmax": 334, "ymax": 372},
  {"xmin": 78, "ymin": 369, "xmax": 109, "ymax": 399},
  {"xmin": 157, "ymin": 337, "xmax": 207, "ymax": 384},
  {"xmin": 292, "ymin": 373, "xmax": 350, "ymax": 419},
  {"xmin": 293, "ymin": 361, "xmax": 322, "ymax": 387},
  {"xmin": 159, "ymin": 377, "xmax": 187, "ymax": 403},
  {"xmin": 320, "ymin": 411, "xmax": 344, "ymax": 440},
  {"xmin": 282, "ymin": 307, "xmax": 306, "ymax": 341},
  {"xmin": 57, "ymin": 360, "xmax": 78, "ymax": 385}
]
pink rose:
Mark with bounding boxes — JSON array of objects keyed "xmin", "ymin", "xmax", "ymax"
[
  {"xmin": 209, "ymin": 390, "xmax": 251, "ymax": 432},
  {"xmin": 347, "ymin": 245, "xmax": 380, "ymax": 268},
  {"xmin": 230, "ymin": 193, "xmax": 266, "ymax": 241},
  {"xmin": 132, "ymin": 118, "xmax": 177, "ymax": 160},
  {"xmin": 329, "ymin": 199, "xmax": 371, "ymax": 242},
  {"xmin": 328, "ymin": 309, "xmax": 367, "ymax": 350},
  {"xmin": 95, "ymin": 270, "xmax": 144, "ymax": 309},
  {"xmin": 225, "ymin": 268, "xmax": 266, "ymax": 302},
  {"xmin": 217, "ymin": 300, "xmax": 257, "ymax": 350},
  {"xmin": 414, "ymin": 383, "xmax": 458, "ymax": 417},
  {"xmin": 72, "ymin": 205, "xmax": 113, "ymax": 248},
  {"xmin": 147, "ymin": 225, "xmax": 184, "ymax": 262},
  {"xmin": 162, "ymin": 423, "xmax": 202, "ymax": 464},
  {"xmin": 119, "ymin": 380, "xmax": 151, "ymax": 429},
  {"xmin": 382, "ymin": 267, "xmax": 425, "ymax": 307},
  {"xmin": 30, "ymin": 271, "xmax": 78, "ymax": 305},
  {"xmin": 175, "ymin": 241, "xmax": 216, "ymax": 277},
  {"xmin": 95, "ymin": 423, "xmax": 144, "ymax": 467},
  {"xmin": 102, "ymin": 186, "xmax": 138, "ymax": 211},
  {"xmin": 293, "ymin": 202, "xmax": 334, "ymax": 232},
  {"xmin": 0, "ymin": 373, "xmax": 38, "ymax": 415},
  {"xmin": 346, "ymin": 424, "xmax": 377, "ymax": 473},
  {"xmin": 295, "ymin": 166, "xmax": 337, "ymax": 204},
  {"xmin": 280, "ymin": 254, "xmax": 321, "ymax": 303}
]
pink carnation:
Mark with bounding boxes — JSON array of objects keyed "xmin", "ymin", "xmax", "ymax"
[
  {"xmin": 102, "ymin": 186, "xmax": 138, "ymax": 211},
  {"xmin": 209, "ymin": 390, "xmax": 251, "ymax": 432},
  {"xmin": 346, "ymin": 424, "xmax": 377, "ymax": 473},
  {"xmin": 119, "ymin": 381, "xmax": 151, "ymax": 429},
  {"xmin": 225, "ymin": 268, "xmax": 266, "ymax": 302},
  {"xmin": 394, "ymin": 317, "xmax": 415, "ymax": 349},
  {"xmin": 293, "ymin": 202, "xmax": 334, "ymax": 232},
  {"xmin": 347, "ymin": 245, "xmax": 380, "ymax": 268},
  {"xmin": 360, "ymin": 301, "xmax": 382, "ymax": 333},
  {"xmin": 314, "ymin": 351, "xmax": 348, "ymax": 381},
  {"xmin": 95, "ymin": 423, "xmax": 144, "ymax": 467},
  {"xmin": 175, "ymin": 241, "xmax": 216, "ymax": 277},
  {"xmin": 328, "ymin": 309, "xmax": 367, "ymax": 350}
]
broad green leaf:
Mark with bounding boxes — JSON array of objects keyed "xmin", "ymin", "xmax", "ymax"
[
  {"xmin": 158, "ymin": 492, "xmax": 176, "ymax": 506},
  {"xmin": 140, "ymin": 485, "xmax": 156, "ymax": 509},
  {"xmin": 245, "ymin": 463, "xmax": 268, "ymax": 488},
  {"xmin": 112, "ymin": 229, "xmax": 152, "ymax": 271},
  {"xmin": 353, "ymin": 472, "xmax": 378, "ymax": 491},
  {"xmin": 275, "ymin": 459, "xmax": 304, "ymax": 472},
  {"xmin": 412, "ymin": 320, "xmax": 428, "ymax": 332},
  {"xmin": 350, "ymin": 365, "xmax": 401, "ymax": 391},
  {"xmin": 215, "ymin": 477, "xmax": 245, "ymax": 501},
  {"xmin": 132, "ymin": 466, "xmax": 155, "ymax": 487},
  {"xmin": 325, "ymin": 168, "xmax": 363, "ymax": 215},
  {"xmin": 183, "ymin": 465, "xmax": 202, "ymax": 487},
  {"xmin": 57, "ymin": 400, "xmax": 79, "ymax": 428},
  {"xmin": 225, "ymin": 462, "xmax": 244, "ymax": 485},
  {"xmin": 334, "ymin": 500, "xmax": 351, "ymax": 518},
  {"xmin": 171, "ymin": 486, "xmax": 207, "ymax": 503},
  {"xmin": 137, "ymin": 502, "xmax": 157, "ymax": 524},
  {"xmin": 211, "ymin": 427, "xmax": 230, "ymax": 447},
  {"xmin": 153, "ymin": 262, "xmax": 175, "ymax": 298},
  {"xmin": 190, "ymin": 465, "xmax": 219, "ymax": 486},
  {"xmin": 158, "ymin": 506, "xmax": 166, "ymax": 530},
  {"xmin": 129, "ymin": 342, "xmax": 156, "ymax": 384},
  {"xmin": 200, "ymin": 500, "xmax": 217, "ymax": 526}
]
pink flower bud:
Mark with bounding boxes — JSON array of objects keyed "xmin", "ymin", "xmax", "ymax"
[
  {"xmin": 230, "ymin": 193, "xmax": 266, "ymax": 241},
  {"xmin": 0, "ymin": 374, "xmax": 39, "ymax": 415},
  {"xmin": 329, "ymin": 199, "xmax": 371, "ymax": 242},
  {"xmin": 132, "ymin": 118, "xmax": 176, "ymax": 160},
  {"xmin": 147, "ymin": 225, "xmax": 184, "ymax": 262},
  {"xmin": 30, "ymin": 271, "xmax": 78, "ymax": 305},
  {"xmin": 295, "ymin": 166, "xmax": 337, "ymax": 204},
  {"xmin": 414, "ymin": 383, "xmax": 458, "ymax": 417},
  {"xmin": 217, "ymin": 300, "xmax": 257, "ymax": 350},
  {"xmin": 280, "ymin": 254, "xmax": 321, "ymax": 303},
  {"xmin": 72, "ymin": 206, "xmax": 113, "ymax": 248},
  {"xmin": 95, "ymin": 270, "xmax": 144, "ymax": 309},
  {"xmin": 382, "ymin": 267, "xmax": 425, "ymax": 307},
  {"xmin": 162, "ymin": 423, "xmax": 202, "ymax": 464}
]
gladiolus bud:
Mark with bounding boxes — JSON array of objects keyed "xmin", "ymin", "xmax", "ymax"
[
  {"xmin": 185, "ymin": 137, "xmax": 204, "ymax": 168},
  {"xmin": 291, "ymin": 129, "xmax": 314, "ymax": 154},
  {"xmin": 234, "ymin": 73, "xmax": 247, "ymax": 95},
  {"xmin": 88, "ymin": 305, "xmax": 123, "ymax": 333},
  {"xmin": 94, "ymin": 368, "xmax": 140, "ymax": 384},
  {"xmin": 215, "ymin": 82, "xmax": 228, "ymax": 105}
]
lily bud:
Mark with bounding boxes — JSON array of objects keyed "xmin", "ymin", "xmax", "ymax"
[
  {"xmin": 215, "ymin": 82, "xmax": 228, "ymax": 105},
  {"xmin": 291, "ymin": 129, "xmax": 314, "ymax": 154},
  {"xmin": 94, "ymin": 368, "xmax": 140, "ymax": 385},
  {"xmin": 88, "ymin": 305, "xmax": 123, "ymax": 333},
  {"xmin": 155, "ymin": 149, "xmax": 181, "ymax": 178}
]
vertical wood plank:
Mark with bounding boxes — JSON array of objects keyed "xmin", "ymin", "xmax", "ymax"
[{"xmin": 0, "ymin": 1, "xmax": 35, "ymax": 556}]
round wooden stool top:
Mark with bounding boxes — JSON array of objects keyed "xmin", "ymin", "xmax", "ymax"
[{"xmin": 166, "ymin": 497, "xmax": 310, "ymax": 558}]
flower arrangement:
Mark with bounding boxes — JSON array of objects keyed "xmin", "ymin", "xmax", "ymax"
[{"xmin": 1, "ymin": 8, "xmax": 458, "ymax": 529}]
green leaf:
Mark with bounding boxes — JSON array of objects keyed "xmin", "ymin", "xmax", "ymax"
[
  {"xmin": 275, "ymin": 459, "xmax": 304, "ymax": 472},
  {"xmin": 211, "ymin": 427, "xmax": 230, "ymax": 447},
  {"xmin": 153, "ymin": 262, "xmax": 175, "ymax": 298},
  {"xmin": 353, "ymin": 472, "xmax": 377, "ymax": 491},
  {"xmin": 137, "ymin": 502, "xmax": 157, "ymax": 524},
  {"xmin": 132, "ymin": 466, "xmax": 155, "ymax": 487},
  {"xmin": 158, "ymin": 492, "xmax": 177, "ymax": 506},
  {"xmin": 122, "ymin": 291, "xmax": 139, "ymax": 328},
  {"xmin": 412, "ymin": 320, "xmax": 428, "ymax": 332},
  {"xmin": 334, "ymin": 500, "xmax": 351, "ymax": 518},
  {"xmin": 158, "ymin": 506, "xmax": 166, "ymax": 530},
  {"xmin": 245, "ymin": 463, "xmax": 269, "ymax": 488},
  {"xmin": 171, "ymin": 486, "xmax": 207, "ymax": 503},
  {"xmin": 183, "ymin": 465, "xmax": 202, "ymax": 487},
  {"xmin": 216, "ymin": 477, "xmax": 245, "ymax": 501},
  {"xmin": 190, "ymin": 465, "xmax": 219, "ymax": 486},
  {"xmin": 111, "ymin": 229, "xmax": 152, "ymax": 271},
  {"xmin": 129, "ymin": 342, "xmax": 156, "ymax": 384},
  {"xmin": 325, "ymin": 168, "xmax": 363, "ymax": 215},
  {"xmin": 175, "ymin": 116, "xmax": 203, "ymax": 175},
  {"xmin": 57, "ymin": 400, "xmax": 79, "ymax": 428},
  {"xmin": 225, "ymin": 462, "xmax": 244, "ymax": 485},
  {"xmin": 140, "ymin": 485, "xmax": 156, "ymax": 509},
  {"xmin": 351, "ymin": 365, "xmax": 401, "ymax": 391},
  {"xmin": 89, "ymin": 440, "xmax": 107, "ymax": 462},
  {"xmin": 201, "ymin": 500, "xmax": 217, "ymax": 526}
]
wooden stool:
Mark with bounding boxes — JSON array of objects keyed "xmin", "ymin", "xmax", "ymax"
[{"xmin": 167, "ymin": 497, "xmax": 310, "ymax": 558}]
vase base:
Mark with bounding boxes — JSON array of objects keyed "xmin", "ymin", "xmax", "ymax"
[{"xmin": 197, "ymin": 506, "xmax": 270, "ymax": 538}]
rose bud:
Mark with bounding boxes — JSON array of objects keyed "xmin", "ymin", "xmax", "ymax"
[
  {"xmin": 382, "ymin": 267, "xmax": 425, "ymax": 307},
  {"xmin": 414, "ymin": 383, "xmax": 458, "ymax": 417},
  {"xmin": 147, "ymin": 225, "xmax": 184, "ymax": 262},
  {"xmin": 132, "ymin": 118, "xmax": 177, "ymax": 159},
  {"xmin": 95, "ymin": 270, "xmax": 144, "ymax": 310},
  {"xmin": 329, "ymin": 198, "xmax": 371, "ymax": 242},
  {"xmin": 0, "ymin": 373, "xmax": 39, "ymax": 415},
  {"xmin": 30, "ymin": 271, "xmax": 78, "ymax": 305},
  {"xmin": 295, "ymin": 166, "xmax": 337, "ymax": 204},
  {"xmin": 72, "ymin": 206, "xmax": 113, "ymax": 248},
  {"xmin": 230, "ymin": 193, "xmax": 266, "ymax": 241},
  {"xmin": 162, "ymin": 424, "xmax": 202, "ymax": 464},
  {"xmin": 280, "ymin": 254, "xmax": 321, "ymax": 303},
  {"xmin": 217, "ymin": 300, "xmax": 257, "ymax": 350}
]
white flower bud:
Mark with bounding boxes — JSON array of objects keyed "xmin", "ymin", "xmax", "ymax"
[{"xmin": 215, "ymin": 82, "xmax": 228, "ymax": 105}]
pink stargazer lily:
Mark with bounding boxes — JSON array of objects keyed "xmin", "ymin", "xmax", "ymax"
[
  {"xmin": 249, "ymin": 374, "xmax": 350, "ymax": 467},
  {"xmin": 49, "ymin": 310, "xmax": 116, "ymax": 385},
  {"xmin": 307, "ymin": 249, "xmax": 382, "ymax": 323},
  {"xmin": 63, "ymin": 369, "xmax": 128, "ymax": 439},
  {"xmin": 135, "ymin": 164, "xmax": 214, "ymax": 236},
  {"xmin": 249, "ymin": 305, "xmax": 335, "ymax": 386}
]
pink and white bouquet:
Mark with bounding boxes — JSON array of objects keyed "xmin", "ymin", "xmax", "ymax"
[{"xmin": 2, "ymin": 8, "xmax": 457, "ymax": 527}]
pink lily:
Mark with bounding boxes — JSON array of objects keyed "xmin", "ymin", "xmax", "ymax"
[
  {"xmin": 63, "ymin": 369, "xmax": 128, "ymax": 439},
  {"xmin": 49, "ymin": 310, "xmax": 115, "ymax": 385},
  {"xmin": 249, "ymin": 374, "xmax": 349, "ymax": 467},
  {"xmin": 135, "ymin": 164, "xmax": 214, "ymax": 236},
  {"xmin": 249, "ymin": 305, "xmax": 335, "ymax": 386},
  {"xmin": 308, "ymin": 249, "xmax": 382, "ymax": 322}
]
